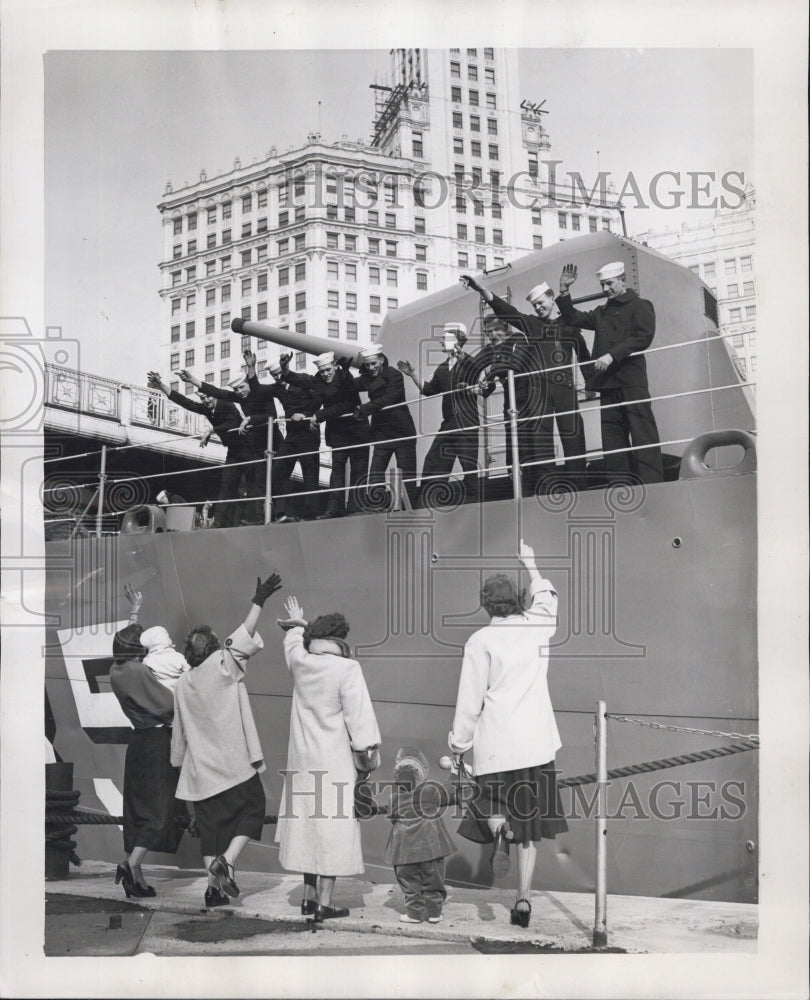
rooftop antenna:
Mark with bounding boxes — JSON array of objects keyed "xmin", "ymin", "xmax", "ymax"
[{"xmin": 318, "ymin": 101, "xmax": 322, "ymax": 134}]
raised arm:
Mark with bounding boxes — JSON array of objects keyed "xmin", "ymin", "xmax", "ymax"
[
  {"xmin": 519, "ymin": 539, "xmax": 558, "ymax": 620},
  {"xmin": 556, "ymin": 264, "xmax": 598, "ymax": 330},
  {"xmin": 245, "ymin": 571, "xmax": 282, "ymax": 636},
  {"xmin": 397, "ymin": 359, "xmax": 425, "ymax": 393},
  {"xmin": 460, "ymin": 274, "xmax": 494, "ymax": 304}
]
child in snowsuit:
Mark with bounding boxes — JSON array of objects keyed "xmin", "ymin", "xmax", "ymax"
[
  {"xmin": 386, "ymin": 746, "xmax": 458, "ymax": 924},
  {"xmin": 140, "ymin": 625, "xmax": 189, "ymax": 692}
]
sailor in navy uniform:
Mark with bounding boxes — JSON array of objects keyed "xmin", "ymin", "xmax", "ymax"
[
  {"xmin": 398, "ymin": 322, "xmax": 481, "ymax": 507},
  {"xmin": 556, "ymin": 261, "xmax": 663, "ymax": 484}
]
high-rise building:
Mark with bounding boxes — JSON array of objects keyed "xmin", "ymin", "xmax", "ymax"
[
  {"xmin": 157, "ymin": 48, "xmax": 623, "ymax": 390},
  {"xmin": 634, "ymin": 185, "xmax": 757, "ymax": 383}
]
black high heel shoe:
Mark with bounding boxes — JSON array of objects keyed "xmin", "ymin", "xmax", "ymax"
[
  {"xmin": 209, "ymin": 855, "xmax": 240, "ymax": 897},
  {"xmin": 510, "ymin": 898, "xmax": 532, "ymax": 928},
  {"xmin": 114, "ymin": 861, "xmax": 138, "ymax": 898},
  {"xmin": 490, "ymin": 825, "xmax": 512, "ymax": 878},
  {"xmin": 300, "ymin": 899, "xmax": 318, "ymax": 917},
  {"xmin": 314, "ymin": 904, "xmax": 350, "ymax": 921}
]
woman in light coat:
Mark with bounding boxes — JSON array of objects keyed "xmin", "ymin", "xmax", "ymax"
[{"xmin": 276, "ymin": 597, "xmax": 381, "ymax": 921}]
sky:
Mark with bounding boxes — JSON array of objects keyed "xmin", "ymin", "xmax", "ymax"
[{"xmin": 44, "ymin": 48, "xmax": 753, "ymax": 384}]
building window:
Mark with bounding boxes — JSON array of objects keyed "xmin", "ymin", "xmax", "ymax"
[
  {"xmin": 451, "ymin": 86, "xmax": 462, "ymax": 103},
  {"xmin": 387, "ymin": 298, "xmax": 398, "ymax": 310},
  {"xmin": 458, "ymin": 251, "xmax": 468, "ymax": 267},
  {"xmin": 385, "ymin": 240, "xmax": 397, "ymax": 257},
  {"xmin": 186, "ymin": 320, "xmax": 195, "ymax": 338},
  {"xmin": 743, "ymin": 281, "xmax": 755, "ymax": 296},
  {"xmin": 467, "ymin": 47, "xmax": 477, "ymax": 57},
  {"xmin": 206, "ymin": 316, "xmax": 215, "ymax": 335},
  {"xmin": 740, "ymin": 256, "xmax": 752, "ymax": 272},
  {"xmin": 221, "ymin": 341, "xmax": 230, "ymax": 358},
  {"xmin": 471, "ymin": 141, "xmax": 481, "ymax": 158},
  {"xmin": 220, "ymin": 311, "xmax": 230, "ymax": 330},
  {"xmin": 295, "ymin": 291, "xmax": 306, "ymax": 311},
  {"xmin": 602, "ymin": 218, "xmax": 611, "ymax": 231},
  {"xmin": 453, "ymin": 137, "xmax": 464, "ymax": 155},
  {"xmin": 172, "ymin": 245, "xmax": 182, "ymax": 260},
  {"xmin": 186, "ymin": 266, "xmax": 197, "ymax": 283},
  {"xmin": 412, "ymin": 132, "xmax": 423, "ymax": 158},
  {"xmin": 328, "ymin": 320, "xmax": 340, "ymax": 338},
  {"xmin": 487, "ymin": 118, "xmax": 498, "ymax": 136},
  {"xmin": 205, "ymin": 344, "xmax": 215, "ymax": 363},
  {"xmin": 241, "ymin": 277, "xmax": 252, "ymax": 296},
  {"xmin": 221, "ymin": 284, "xmax": 231, "ymax": 302},
  {"xmin": 242, "ymin": 223, "xmax": 252, "ymax": 238},
  {"xmin": 488, "ymin": 145, "xmax": 499, "ymax": 161},
  {"xmin": 170, "ymin": 353, "xmax": 180, "ymax": 370},
  {"xmin": 724, "ymin": 259, "xmax": 737, "ymax": 275},
  {"xmin": 344, "ymin": 234, "xmax": 357, "ymax": 251},
  {"xmin": 457, "ymin": 223, "xmax": 468, "ymax": 240},
  {"xmin": 475, "ymin": 226, "xmax": 485, "ymax": 243},
  {"xmin": 185, "ymin": 349, "xmax": 195, "ymax": 366},
  {"xmin": 558, "ymin": 212, "xmax": 568, "ymax": 229},
  {"xmin": 205, "ymin": 372, "xmax": 214, "ymax": 384},
  {"xmin": 295, "ymin": 205, "xmax": 305, "ymax": 222},
  {"xmin": 222, "ymin": 203, "xmax": 232, "ymax": 221},
  {"xmin": 492, "ymin": 228, "xmax": 503, "ymax": 246},
  {"xmin": 491, "ymin": 202, "xmax": 502, "ymax": 219},
  {"xmin": 328, "ymin": 290, "xmax": 340, "ymax": 308},
  {"xmin": 369, "ymin": 324, "xmax": 380, "ymax": 340},
  {"xmin": 485, "ymin": 67, "xmax": 495, "ymax": 84},
  {"xmin": 369, "ymin": 266, "xmax": 380, "ymax": 284},
  {"xmin": 386, "ymin": 269, "xmax": 398, "ymax": 287},
  {"xmin": 468, "ymin": 65, "xmax": 478, "ymax": 81},
  {"xmin": 173, "ymin": 218, "xmax": 182, "ymax": 236},
  {"xmin": 415, "ymin": 216, "xmax": 426, "ymax": 235},
  {"xmin": 205, "ymin": 260, "xmax": 216, "ymax": 277},
  {"xmin": 346, "ymin": 322, "xmax": 358, "ymax": 341},
  {"xmin": 472, "ymin": 167, "xmax": 483, "ymax": 185},
  {"xmin": 346, "ymin": 292, "xmax": 357, "ymax": 311},
  {"xmin": 745, "ymin": 305, "xmax": 756, "ymax": 320},
  {"xmin": 205, "ymin": 288, "xmax": 216, "ymax": 306},
  {"xmin": 222, "ymin": 229, "xmax": 231, "ymax": 244},
  {"xmin": 469, "ymin": 115, "xmax": 480, "ymax": 133},
  {"xmin": 257, "ymin": 272, "xmax": 268, "ymax": 293},
  {"xmin": 475, "ymin": 255, "xmax": 485, "ymax": 271},
  {"xmin": 187, "ymin": 239, "xmax": 197, "ymax": 254},
  {"xmin": 278, "ymin": 182, "xmax": 288, "ymax": 206},
  {"xmin": 279, "ymin": 210, "xmax": 289, "ymax": 227},
  {"xmin": 486, "ymin": 92, "xmax": 496, "ymax": 109},
  {"xmin": 452, "ymin": 111, "xmax": 463, "ymax": 129},
  {"xmin": 327, "ymin": 260, "xmax": 339, "ymax": 280},
  {"xmin": 533, "ymin": 234, "xmax": 543, "ymax": 250},
  {"xmin": 241, "ymin": 336, "xmax": 251, "ymax": 353},
  {"xmin": 257, "ymin": 190, "xmax": 267, "ymax": 209},
  {"xmin": 279, "ymin": 296, "xmax": 289, "ymax": 315},
  {"xmin": 206, "ymin": 234, "xmax": 217, "ymax": 250},
  {"xmin": 257, "ymin": 302, "xmax": 267, "ymax": 320},
  {"xmin": 415, "ymin": 244, "xmax": 427, "ymax": 262},
  {"xmin": 344, "ymin": 206, "xmax": 356, "ymax": 222},
  {"xmin": 277, "ymin": 238, "xmax": 289, "ymax": 255},
  {"xmin": 728, "ymin": 283, "xmax": 739, "ymax": 297},
  {"xmin": 295, "ymin": 262, "xmax": 306, "ymax": 282},
  {"xmin": 221, "ymin": 255, "xmax": 232, "ymax": 272},
  {"xmin": 207, "ymin": 208, "xmax": 217, "ymax": 225},
  {"xmin": 326, "ymin": 204, "xmax": 338, "ymax": 221},
  {"xmin": 279, "ymin": 267, "xmax": 289, "ymax": 286},
  {"xmin": 240, "ymin": 250, "xmax": 251, "ymax": 267},
  {"xmin": 368, "ymin": 209, "xmax": 379, "ymax": 227},
  {"xmin": 589, "ymin": 218, "xmax": 598, "ymax": 233},
  {"xmin": 385, "ymin": 212, "xmax": 397, "ymax": 229},
  {"xmin": 571, "ymin": 215, "xmax": 581, "ymax": 231},
  {"xmin": 416, "ymin": 271, "xmax": 428, "ymax": 291},
  {"xmin": 294, "ymin": 234, "xmax": 305, "ymax": 252},
  {"xmin": 170, "ymin": 324, "xmax": 180, "ymax": 342},
  {"xmin": 345, "ymin": 263, "xmax": 357, "ymax": 281},
  {"xmin": 370, "ymin": 296, "xmax": 381, "ymax": 313},
  {"xmin": 187, "ymin": 214, "xmax": 197, "ymax": 231},
  {"xmin": 732, "ymin": 334, "xmax": 745, "ymax": 348},
  {"xmin": 171, "ymin": 271, "xmax": 181, "ymax": 288},
  {"xmin": 295, "ymin": 351, "xmax": 306, "ymax": 371},
  {"xmin": 327, "ymin": 232, "xmax": 339, "ymax": 249},
  {"xmin": 484, "ymin": 47, "xmax": 494, "ymax": 59},
  {"xmin": 450, "ymin": 60, "xmax": 460, "ymax": 78},
  {"xmin": 704, "ymin": 262, "xmax": 716, "ymax": 280},
  {"xmin": 241, "ymin": 306, "xmax": 251, "ymax": 320},
  {"xmin": 219, "ymin": 369, "xmax": 230, "ymax": 386},
  {"xmin": 295, "ymin": 320, "xmax": 306, "ymax": 334},
  {"xmin": 729, "ymin": 307, "xmax": 741, "ymax": 323}
]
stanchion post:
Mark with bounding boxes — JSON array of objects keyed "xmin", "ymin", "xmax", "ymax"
[
  {"xmin": 264, "ymin": 422, "xmax": 274, "ymax": 525},
  {"xmin": 593, "ymin": 698, "xmax": 608, "ymax": 948},
  {"xmin": 506, "ymin": 370, "xmax": 521, "ymax": 501},
  {"xmin": 388, "ymin": 467, "xmax": 404, "ymax": 511},
  {"xmin": 95, "ymin": 445, "xmax": 107, "ymax": 538}
]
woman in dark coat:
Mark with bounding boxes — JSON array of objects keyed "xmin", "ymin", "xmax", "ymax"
[{"xmin": 109, "ymin": 585, "xmax": 186, "ymax": 897}]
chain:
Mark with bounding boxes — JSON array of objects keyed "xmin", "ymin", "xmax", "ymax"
[{"xmin": 607, "ymin": 714, "xmax": 759, "ymax": 743}]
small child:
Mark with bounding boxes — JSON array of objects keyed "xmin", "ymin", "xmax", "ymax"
[
  {"xmin": 139, "ymin": 625, "xmax": 189, "ymax": 692},
  {"xmin": 385, "ymin": 746, "xmax": 457, "ymax": 924}
]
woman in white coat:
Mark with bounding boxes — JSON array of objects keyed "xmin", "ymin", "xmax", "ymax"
[{"xmin": 276, "ymin": 597, "xmax": 381, "ymax": 921}]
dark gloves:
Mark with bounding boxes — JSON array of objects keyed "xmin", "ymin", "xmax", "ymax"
[
  {"xmin": 279, "ymin": 351, "xmax": 292, "ymax": 369},
  {"xmin": 252, "ymin": 572, "xmax": 282, "ymax": 607},
  {"xmin": 461, "ymin": 274, "xmax": 481, "ymax": 293}
]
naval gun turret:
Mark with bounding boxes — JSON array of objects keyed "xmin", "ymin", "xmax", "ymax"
[{"xmin": 231, "ymin": 317, "xmax": 363, "ymax": 367}]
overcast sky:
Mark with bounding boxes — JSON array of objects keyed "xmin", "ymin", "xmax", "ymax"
[{"xmin": 44, "ymin": 48, "xmax": 752, "ymax": 383}]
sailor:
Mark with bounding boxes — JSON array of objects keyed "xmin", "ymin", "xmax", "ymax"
[
  {"xmin": 353, "ymin": 343, "xmax": 419, "ymax": 510},
  {"xmin": 147, "ymin": 372, "xmax": 247, "ymax": 529},
  {"xmin": 472, "ymin": 312, "xmax": 549, "ymax": 499},
  {"xmin": 397, "ymin": 322, "xmax": 481, "ymax": 507},
  {"xmin": 556, "ymin": 261, "xmax": 663, "ymax": 484},
  {"xmin": 463, "ymin": 275, "xmax": 591, "ymax": 487},
  {"xmin": 280, "ymin": 351, "xmax": 370, "ymax": 519},
  {"xmin": 238, "ymin": 350, "xmax": 321, "ymax": 522}
]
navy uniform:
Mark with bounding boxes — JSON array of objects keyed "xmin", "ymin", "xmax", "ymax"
[
  {"xmin": 489, "ymin": 282, "xmax": 590, "ymax": 487},
  {"xmin": 556, "ymin": 261, "xmax": 662, "ymax": 484},
  {"xmin": 282, "ymin": 351, "xmax": 370, "ymax": 518},
  {"xmin": 353, "ymin": 344, "xmax": 419, "ymax": 510},
  {"xmin": 168, "ymin": 390, "xmax": 247, "ymax": 529}
]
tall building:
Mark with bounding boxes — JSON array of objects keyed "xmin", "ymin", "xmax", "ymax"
[
  {"xmin": 157, "ymin": 48, "xmax": 623, "ymax": 390},
  {"xmin": 634, "ymin": 185, "xmax": 757, "ymax": 383}
]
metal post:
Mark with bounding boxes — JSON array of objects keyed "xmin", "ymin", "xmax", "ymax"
[
  {"xmin": 389, "ymin": 467, "xmax": 404, "ymax": 511},
  {"xmin": 506, "ymin": 369, "xmax": 521, "ymax": 501},
  {"xmin": 264, "ymin": 421, "xmax": 274, "ymax": 525},
  {"xmin": 593, "ymin": 699, "xmax": 608, "ymax": 948},
  {"xmin": 95, "ymin": 445, "xmax": 107, "ymax": 538}
]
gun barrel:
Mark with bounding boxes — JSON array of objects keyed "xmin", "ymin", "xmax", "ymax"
[{"xmin": 232, "ymin": 318, "xmax": 361, "ymax": 367}]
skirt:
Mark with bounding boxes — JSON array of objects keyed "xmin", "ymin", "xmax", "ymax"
[
  {"xmin": 123, "ymin": 727, "xmax": 185, "ymax": 854},
  {"xmin": 457, "ymin": 760, "xmax": 568, "ymax": 845},
  {"xmin": 195, "ymin": 772, "xmax": 266, "ymax": 857}
]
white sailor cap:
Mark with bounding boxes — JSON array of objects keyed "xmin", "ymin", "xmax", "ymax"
[
  {"xmin": 443, "ymin": 322, "xmax": 467, "ymax": 338},
  {"xmin": 596, "ymin": 261, "xmax": 626, "ymax": 281},
  {"xmin": 228, "ymin": 374, "xmax": 247, "ymax": 389},
  {"xmin": 359, "ymin": 344, "xmax": 384, "ymax": 359},
  {"xmin": 526, "ymin": 282, "xmax": 553, "ymax": 304},
  {"xmin": 314, "ymin": 351, "xmax": 335, "ymax": 369}
]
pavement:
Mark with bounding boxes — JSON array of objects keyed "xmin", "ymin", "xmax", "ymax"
[{"xmin": 45, "ymin": 861, "xmax": 758, "ymax": 957}]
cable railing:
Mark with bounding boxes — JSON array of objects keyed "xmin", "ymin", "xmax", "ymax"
[{"xmin": 43, "ymin": 332, "xmax": 754, "ymax": 535}]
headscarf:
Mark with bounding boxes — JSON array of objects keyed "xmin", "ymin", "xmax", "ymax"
[{"xmin": 140, "ymin": 625, "xmax": 190, "ymax": 690}]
